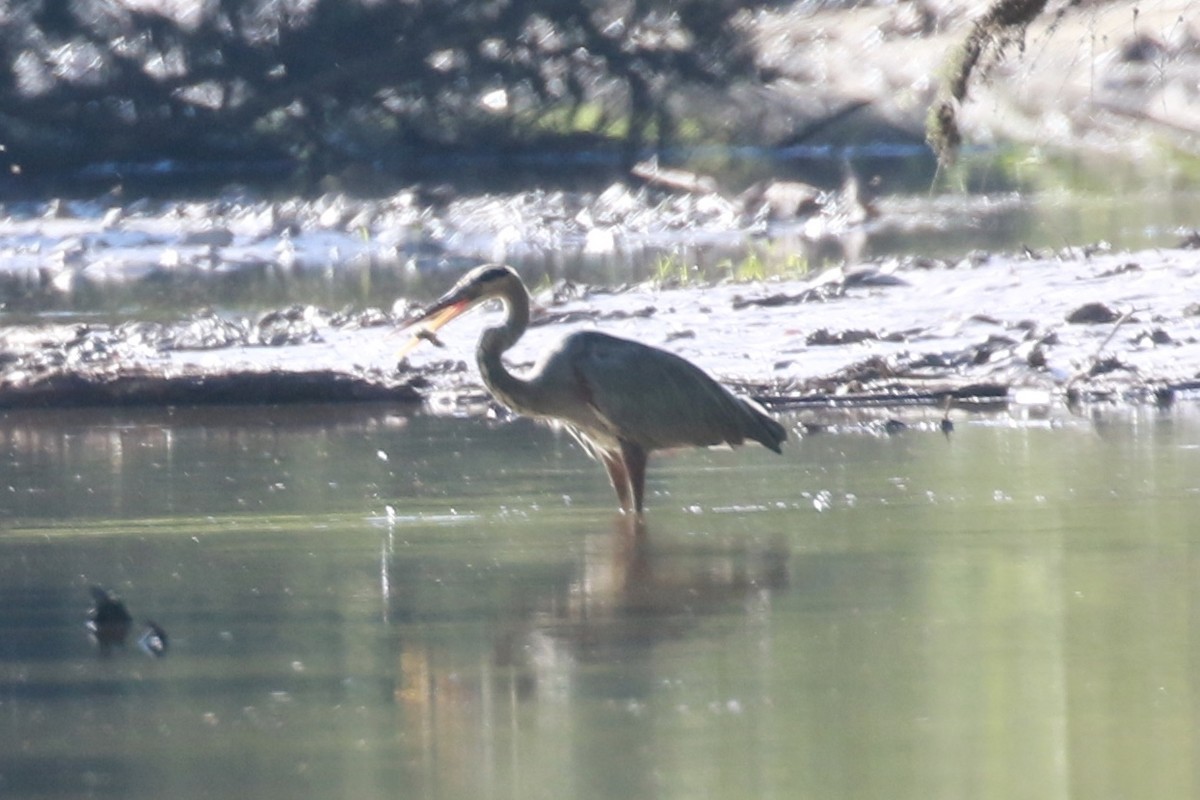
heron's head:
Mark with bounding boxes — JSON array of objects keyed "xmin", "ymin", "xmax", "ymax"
[{"xmin": 398, "ymin": 264, "xmax": 521, "ymax": 356}]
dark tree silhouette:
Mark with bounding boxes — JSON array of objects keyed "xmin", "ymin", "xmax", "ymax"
[{"xmin": 0, "ymin": 0, "xmax": 763, "ymax": 185}]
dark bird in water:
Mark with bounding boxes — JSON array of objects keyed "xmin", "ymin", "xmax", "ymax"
[
  {"xmin": 400, "ymin": 264, "xmax": 787, "ymax": 512},
  {"xmin": 87, "ymin": 586, "xmax": 132, "ymax": 649},
  {"xmin": 138, "ymin": 621, "xmax": 169, "ymax": 658}
]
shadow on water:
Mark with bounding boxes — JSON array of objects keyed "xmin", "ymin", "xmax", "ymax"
[{"xmin": 3, "ymin": 404, "xmax": 1200, "ymax": 798}]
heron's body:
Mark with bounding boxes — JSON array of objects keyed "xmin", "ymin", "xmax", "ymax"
[{"xmin": 402, "ymin": 265, "xmax": 786, "ymax": 512}]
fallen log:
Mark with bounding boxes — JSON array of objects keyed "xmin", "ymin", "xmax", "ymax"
[{"xmin": 0, "ymin": 367, "xmax": 422, "ymax": 409}]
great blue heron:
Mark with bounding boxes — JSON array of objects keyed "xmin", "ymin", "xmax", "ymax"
[{"xmin": 400, "ymin": 264, "xmax": 787, "ymax": 512}]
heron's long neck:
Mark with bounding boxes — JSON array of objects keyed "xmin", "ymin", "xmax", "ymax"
[{"xmin": 476, "ymin": 281, "xmax": 543, "ymax": 413}]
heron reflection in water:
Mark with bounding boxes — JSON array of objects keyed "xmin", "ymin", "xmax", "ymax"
[{"xmin": 400, "ymin": 264, "xmax": 786, "ymax": 512}]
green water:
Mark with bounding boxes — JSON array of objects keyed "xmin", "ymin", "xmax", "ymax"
[{"xmin": 1, "ymin": 404, "xmax": 1199, "ymax": 799}]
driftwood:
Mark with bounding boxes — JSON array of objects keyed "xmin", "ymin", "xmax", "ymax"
[
  {"xmin": 0, "ymin": 368, "xmax": 422, "ymax": 409},
  {"xmin": 630, "ymin": 159, "xmax": 719, "ymax": 195}
]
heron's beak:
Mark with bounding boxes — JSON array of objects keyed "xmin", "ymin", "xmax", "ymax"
[{"xmin": 397, "ymin": 294, "xmax": 473, "ymax": 357}]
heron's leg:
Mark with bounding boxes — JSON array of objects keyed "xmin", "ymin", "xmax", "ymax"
[
  {"xmin": 600, "ymin": 451, "xmax": 633, "ymax": 512},
  {"xmin": 619, "ymin": 441, "xmax": 648, "ymax": 513}
]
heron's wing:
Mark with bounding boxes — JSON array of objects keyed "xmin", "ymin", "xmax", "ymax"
[{"xmin": 565, "ymin": 332, "xmax": 783, "ymax": 452}]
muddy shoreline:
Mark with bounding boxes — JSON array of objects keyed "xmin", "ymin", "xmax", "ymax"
[
  {"xmin": 4, "ymin": 240, "xmax": 1199, "ymax": 416},
  {"xmin": 2, "ymin": 2, "xmax": 1199, "ymax": 418}
]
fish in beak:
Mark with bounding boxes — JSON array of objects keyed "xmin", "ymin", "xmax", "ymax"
[
  {"xmin": 397, "ymin": 290, "xmax": 473, "ymax": 358},
  {"xmin": 397, "ymin": 264, "xmax": 513, "ymax": 357}
]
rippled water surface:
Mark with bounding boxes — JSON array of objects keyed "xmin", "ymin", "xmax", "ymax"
[{"xmin": 2, "ymin": 404, "xmax": 1200, "ymax": 799}]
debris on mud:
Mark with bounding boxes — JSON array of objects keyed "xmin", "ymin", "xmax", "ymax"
[
  {"xmin": 805, "ymin": 329, "xmax": 883, "ymax": 347},
  {"xmin": 3, "ymin": 241, "xmax": 1198, "ymax": 413},
  {"xmin": 731, "ymin": 284, "xmax": 843, "ymax": 310},
  {"xmin": 1066, "ymin": 302, "xmax": 1125, "ymax": 325},
  {"xmin": 0, "ymin": 310, "xmax": 421, "ymax": 408}
]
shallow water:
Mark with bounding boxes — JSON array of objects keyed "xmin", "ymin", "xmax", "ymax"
[{"xmin": 2, "ymin": 404, "xmax": 1200, "ymax": 800}]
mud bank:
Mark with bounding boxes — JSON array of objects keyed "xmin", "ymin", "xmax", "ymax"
[{"xmin": 3, "ymin": 242, "xmax": 1199, "ymax": 415}]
